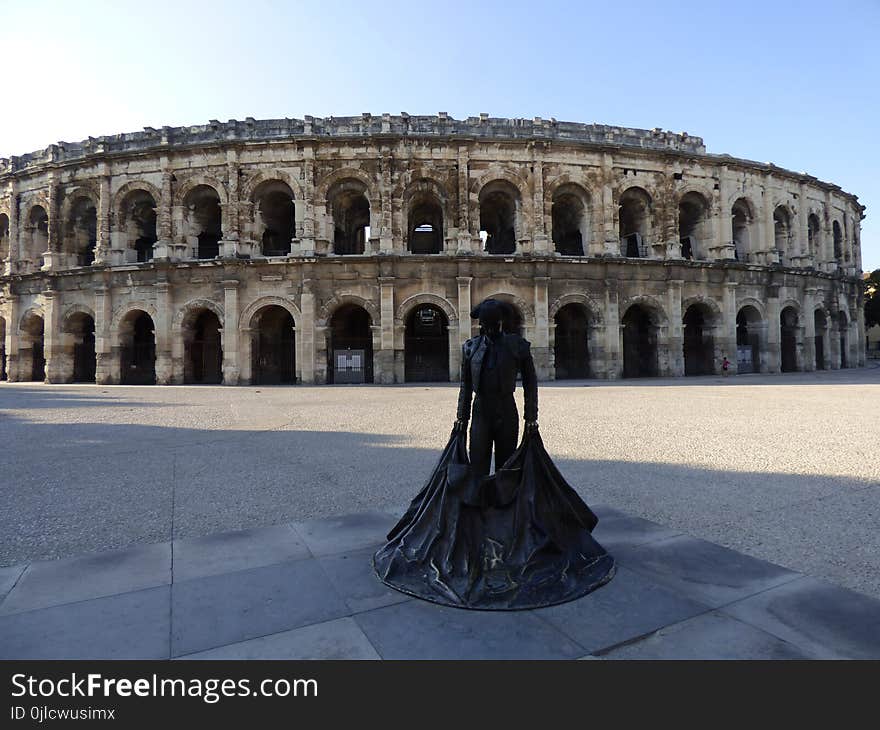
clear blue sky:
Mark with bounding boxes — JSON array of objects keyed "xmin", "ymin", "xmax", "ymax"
[{"xmin": 1, "ymin": 0, "xmax": 877, "ymax": 271}]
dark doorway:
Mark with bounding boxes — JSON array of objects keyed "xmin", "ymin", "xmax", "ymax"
[
  {"xmin": 329, "ymin": 304, "xmax": 373, "ymax": 384},
  {"xmin": 780, "ymin": 307, "xmax": 799, "ymax": 373},
  {"xmin": 121, "ymin": 312, "xmax": 156, "ymax": 385},
  {"xmin": 0, "ymin": 317, "xmax": 6, "ymax": 381},
  {"xmin": 70, "ymin": 314, "xmax": 96, "ymax": 383},
  {"xmin": 408, "ymin": 196, "xmax": 443, "ymax": 254},
  {"xmin": 479, "ymin": 184, "xmax": 517, "ymax": 255},
  {"xmin": 736, "ymin": 307, "xmax": 761, "ymax": 374},
  {"xmin": 21, "ymin": 314, "xmax": 45, "ymax": 382},
  {"xmin": 405, "ymin": 304, "xmax": 448, "ymax": 382},
  {"xmin": 554, "ymin": 304, "xmax": 590, "ymax": 379},
  {"xmin": 331, "ymin": 184, "xmax": 370, "ymax": 255},
  {"xmin": 838, "ymin": 314, "xmax": 848, "ymax": 368},
  {"xmin": 622, "ymin": 305, "xmax": 658, "ymax": 378},
  {"xmin": 186, "ymin": 310, "xmax": 223, "ymax": 384},
  {"xmin": 551, "ymin": 192, "xmax": 586, "ymax": 256},
  {"xmin": 683, "ymin": 305, "xmax": 714, "ymax": 375},
  {"xmin": 814, "ymin": 310, "xmax": 827, "ymax": 370},
  {"xmin": 253, "ymin": 306, "xmax": 296, "ymax": 385}
]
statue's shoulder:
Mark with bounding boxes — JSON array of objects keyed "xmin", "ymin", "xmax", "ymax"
[
  {"xmin": 463, "ymin": 336, "xmax": 482, "ymax": 358},
  {"xmin": 503, "ymin": 333, "xmax": 532, "ymax": 356}
]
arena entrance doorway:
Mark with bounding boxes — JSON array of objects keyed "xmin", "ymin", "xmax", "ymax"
[
  {"xmin": 68, "ymin": 313, "xmax": 96, "ymax": 383},
  {"xmin": 553, "ymin": 304, "xmax": 590, "ymax": 379},
  {"xmin": 120, "ymin": 311, "xmax": 156, "ymax": 385},
  {"xmin": 622, "ymin": 305, "xmax": 658, "ymax": 378},
  {"xmin": 404, "ymin": 304, "xmax": 448, "ymax": 382},
  {"xmin": 252, "ymin": 306, "xmax": 296, "ymax": 385},
  {"xmin": 683, "ymin": 304, "xmax": 714, "ymax": 376},
  {"xmin": 330, "ymin": 304, "xmax": 373, "ymax": 384},
  {"xmin": 185, "ymin": 310, "xmax": 223, "ymax": 384}
]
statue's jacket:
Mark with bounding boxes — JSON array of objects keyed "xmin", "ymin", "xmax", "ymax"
[{"xmin": 456, "ymin": 333, "xmax": 538, "ymax": 423}]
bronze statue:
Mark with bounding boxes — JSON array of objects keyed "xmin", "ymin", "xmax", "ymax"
[{"xmin": 373, "ymin": 299, "xmax": 615, "ymax": 610}]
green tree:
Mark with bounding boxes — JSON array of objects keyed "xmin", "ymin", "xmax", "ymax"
[{"xmin": 866, "ymin": 269, "xmax": 880, "ymax": 328}]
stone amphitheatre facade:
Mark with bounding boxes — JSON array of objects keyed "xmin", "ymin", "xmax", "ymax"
[{"xmin": 0, "ymin": 113, "xmax": 866, "ymax": 387}]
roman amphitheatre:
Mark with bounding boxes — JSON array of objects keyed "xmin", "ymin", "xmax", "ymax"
[{"xmin": 0, "ymin": 113, "xmax": 866, "ymax": 386}]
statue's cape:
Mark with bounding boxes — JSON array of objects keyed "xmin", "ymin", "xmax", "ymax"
[{"xmin": 373, "ymin": 428, "xmax": 614, "ymax": 610}]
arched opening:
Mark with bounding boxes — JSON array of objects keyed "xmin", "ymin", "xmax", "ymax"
[
  {"xmin": 679, "ymin": 192, "xmax": 709, "ymax": 260},
  {"xmin": 120, "ymin": 189, "xmax": 157, "ymax": 263},
  {"xmin": 479, "ymin": 181, "xmax": 518, "ymax": 255},
  {"xmin": 251, "ymin": 305, "xmax": 296, "ymax": 385},
  {"xmin": 552, "ymin": 186, "xmax": 589, "ymax": 256},
  {"xmin": 780, "ymin": 306, "xmax": 799, "ymax": 373},
  {"xmin": 838, "ymin": 311, "xmax": 848, "ymax": 368},
  {"xmin": 184, "ymin": 185, "xmax": 222, "ymax": 260},
  {"xmin": 65, "ymin": 312, "xmax": 96, "ymax": 383},
  {"xmin": 404, "ymin": 304, "xmax": 449, "ymax": 382},
  {"xmin": 683, "ymin": 303, "xmax": 715, "ymax": 375},
  {"xmin": 0, "ymin": 316, "xmax": 6, "ymax": 381},
  {"xmin": 184, "ymin": 310, "xmax": 223, "ymax": 384},
  {"xmin": 20, "ymin": 312, "xmax": 46, "ymax": 382},
  {"xmin": 736, "ymin": 306, "xmax": 762, "ymax": 374},
  {"xmin": 26, "ymin": 205, "xmax": 49, "ymax": 268},
  {"xmin": 554, "ymin": 303, "xmax": 591, "ymax": 379},
  {"xmin": 329, "ymin": 181, "xmax": 370, "ymax": 255},
  {"xmin": 0, "ymin": 213, "xmax": 9, "ymax": 266},
  {"xmin": 329, "ymin": 304, "xmax": 373, "ymax": 383},
  {"xmin": 832, "ymin": 220, "xmax": 843, "ymax": 262},
  {"xmin": 407, "ymin": 193, "xmax": 444, "ymax": 254},
  {"xmin": 814, "ymin": 309, "xmax": 827, "ymax": 370},
  {"xmin": 807, "ymin": 214, "xmax": 821, "ymax": 260},
  {"xmin": 622, "ymin": 304, "xmax": 658, "ymax": 378},
  {"xmin": 65, "ymin": 196, "xmax": 97, "ymax": 267},
  {"xmin": 253, "ymin": 181, "xmax": 295, "ymax": 257},
  {"xmin": 120, "ymin": 311, "xmax": 156, "ymax": 385},
  {"xmin": 619, "ymin": 187, "xmax": 651, "ymax": 257},
  {"xmin": 774, "ymin": 206, "xmax": 792, "ymax": 264},
  {"xmin": 731, "ymin": 198, "xmax": 753, "ymax": 262}
]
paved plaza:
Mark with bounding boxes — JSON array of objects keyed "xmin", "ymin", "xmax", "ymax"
[{"xmin": 1, "ymin": 366, "xmax": 879, "ymax": 658}]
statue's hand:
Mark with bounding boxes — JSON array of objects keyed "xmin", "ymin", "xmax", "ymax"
[
  {"xmin": 524, "ymin": 420, "xmax": 539, "ymax": 433},
  {"xmin": 454, "ymin": 419, "xmax": 468, "ymax": 433}
]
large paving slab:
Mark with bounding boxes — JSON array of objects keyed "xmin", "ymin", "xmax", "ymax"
[
  {"xmin": 595, "ymin": 612, "xmax": 813, "ymax": 660},
  {"xmin": 0, "ymin": 542, "xmax": 171, "ymax": 616},
  {"xmin": 179, "ymin": 617, "xmax": 381, "ymax": 660},
  {"xmin": 0, "ymin": 586, "xmax": 171, "ymax": 660},
  {"xmin": 172, "ymin": 524, "xmax": 310, "ymax": 582},
  {"xmin": 612, "ymin": 535, "xmax": 801, "ymax": 608},
  {"xmin": 291, "ymin": 511, "xmax": 399, "ymax": 557},
  {"xmin": 719, "ymin": 576, "xmax": 880, "ymax": 660},
  {"xmin": 170, "ymin": 558, "xmax": 349, "ymax": 657}
]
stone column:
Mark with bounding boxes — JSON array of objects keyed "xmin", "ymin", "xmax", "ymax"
[
  {"xmin": 154, "ymin": 165, "xmax": 174, "ymax": 260},
  {"xmin": 222, "ymin": 279, "xmax": 240, "ymax": 384},
  {"xmin": 299, "ymin": 281, "xmax": 316, "ymax": 384},
  {"xmin": 456, "ymin": 276, "xmax": 472, "ymax": 347},
  {"xmin": 667, "ymin": 280, "xmax": 684, "ymax": 376},
  {"xmin": 763, "ymin": 184, "xmax": 777, "ymax": 265},
  {"xmin": 721, "ymin": 282, "xmax": 738, "ymax": 374},
  {"xmin": 41, "ymin": 177, "xmax": 60, "ymax": 271},
  {"xmin": 803, "ymin": 288, "xmax": 816, "ymax": 371},
  {"xmin": 532, "ymin": 276, "xmax": 550, "ymax": 379},
  {"xmin": 94, "ymin": 284, "xmax": 113, "ymax": 384},
  {"xmin": 796, "ymin": 181, "xmax": 810, "ymax": 266},
  {"xmin": 220, "ymin": 153, "xmax": 240, "ymax": 258},
  {"xmin": 95, "ymin": 173, "xmax": 111, "ymax": 265},
  {"xmin": 456, "ymin": 146, "xmax": 473, "ymax": 254},
  {"xmin": 377, "ymin": 276, "xmax": 395, "ymax": 383},
  {"xmin": 5, "ymin": 187, "xmax": 18, "ymax": 275},
  {"xmin": 766, "ymin": 294, "xmax": 781, "ymax": 373},
  {"xmin": 600, "ymin": 153, "xmax": 618, "ymax": 256},
  {"xmin": 43, "ymin": 289, "xmax": 63, "ymax": 382},
  {"xmin": 531, "ymin": 145, "xmax": 549, "ymax": 254},
  {"xmin": 4, "ymin": 292, "xmax": 19, "ymax": 381},
  {"xmin": 299, "ymin": 146, "xmax": 317, "ymax": 256},
  {"xmin": 604, "ymin": 280, "xmax": 621, "ymax": 378},
  {"xmin": 154, "ymin": 281, "xmax": 173, "ymax": 384},
  {"xmin": 379, "ymin": 149, "xmax": 394, "ymax": 253}
]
